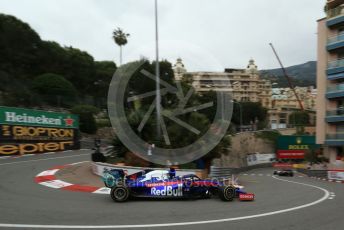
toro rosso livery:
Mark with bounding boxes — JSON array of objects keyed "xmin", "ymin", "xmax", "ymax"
[
  {"xmin": 274, "ymin": 169, "xmax": 294, "ymax": 177},
  {"xmin": 102, "ymin": 168, "xmax": 254, "ymax": 202}
]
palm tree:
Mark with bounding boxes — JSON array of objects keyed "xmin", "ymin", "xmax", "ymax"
[{"xmin": 112, "ymin": 28, "xmax": 130, "ymax": 66}]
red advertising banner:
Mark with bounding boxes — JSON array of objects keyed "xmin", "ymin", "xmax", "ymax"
[
  {"xmin": 277, "ymin": 150, "xmax": 305, "ymax": 159},
  {"xmin": 272, "ymin": 163, "xmax": 293, "ymax": 168},
  {"xmin": 239, "ymin": 193, "xmax": 255, "ymax": 201}
]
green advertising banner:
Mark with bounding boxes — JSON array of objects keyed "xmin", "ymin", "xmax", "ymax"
[
  {"xmin": 0, "ymin": 106, "xmax": 78, "ymax": 128},
  {"xmin": 0, "ymin": 106, "xmax": 79, "ymax": 155},
  {"xmin": 277, "ymin": 136, "xmax": 319, "ymax": 151}
]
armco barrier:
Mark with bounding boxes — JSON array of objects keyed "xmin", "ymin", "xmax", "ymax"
[
  {"xmin": 296, "ymin": 168, "xmax": 328, "ymax": 179},
  {"xmin": 91, "ymin": 162, "xmax": 206, "ymax": 178},
  {"xmin": 209, "ymin": 163, "xmax": 273, "ymax": 178}
]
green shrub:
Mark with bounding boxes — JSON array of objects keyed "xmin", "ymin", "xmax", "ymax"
[
  {"xmin": 32, "ymin": 73, "xmax": 77, "ymax": 97},
  {"xmin": 96, "ymin": 119, "xmax": 111, "ymax": 128},
  {"xmin": 71, "ymin": 105, "xmax": 99, "ymax": 134},
  {"xmin": 32, "ymin": 73, "xmax": 77, "ymax": 106}
]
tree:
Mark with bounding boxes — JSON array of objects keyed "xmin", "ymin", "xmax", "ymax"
[
  {"xmin": 0, "ymin": 13, "xmax": 119, "ymax": 109},
  {"xmin": 92, "ymin": 61, "xmax": 117, "ymax": 99},
  {"xmin": 62, "ymin": 47, "xmax": 95, "ymax": 94},
  {"xmin": 0, "ymin": 13, "xmax": 42, "ymax": 78},
  {"xmin": 240, "ymin": 102, "xmax": 268, "ymax": 129},
  {"xmin": 71, "ymin": 105, "xmax": 99, "ymax": 134},
  {"xmin": 289, "ymin": 111, "xmax": 310, "ymax": 126},
  {"xmin": 32, "ymin": 73, "xmax": 77, "ymax": 96},
  {"xmin": 112, "ymin": 28, "xmax": 130, "ymax": 65},
  {"xmin": 32, "ymin": 73, "xmax": 77, "ymax": 106},
  {"xmin": 108, "ymin": 60, "xmax": 232, "ymax": 167},
  {"xmin": 201, "ymin": 135, "xmax": 231, "ymax": 172}
]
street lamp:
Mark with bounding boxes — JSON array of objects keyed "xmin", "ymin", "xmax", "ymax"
[{"xmin": 154, "ymin": 0, "xmax": 161, "ymax": 139}]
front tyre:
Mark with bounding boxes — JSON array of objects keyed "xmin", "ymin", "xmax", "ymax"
[
  {"xmin": 219, "ymin": 186, "xmax": 236, "ymax": 201},
  {"xmin": 110, "ymin": 185, "xmax": 130, "ymax": 202}
]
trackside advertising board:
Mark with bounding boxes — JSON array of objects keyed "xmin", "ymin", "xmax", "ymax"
[
  {"xmin": 0, "ymin": 106, "xmax": 79, "ymax": 155},
  {"xmin": 328, "ymin": 170, "xmax": 344, "ymax": 181},
  {"xmin": 276, "ymin": 136, "xmax": 319, "ymax": 159}
]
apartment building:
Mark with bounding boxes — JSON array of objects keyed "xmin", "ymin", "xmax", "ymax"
[
  {"xmin": 174, "ymin": 59, "xmax": 272, "ymax": 107},
  {"xmin": 317, "ymin": 0, "xmax": 344, "ymax": 164}
]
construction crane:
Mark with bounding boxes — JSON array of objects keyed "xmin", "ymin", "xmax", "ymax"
[{"xmin": 269, "ymin": 43, "xmax": 304, "ymax": 111}]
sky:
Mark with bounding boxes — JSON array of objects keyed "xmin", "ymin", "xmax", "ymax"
[{"xmin": 0, "ymin": 0, "xmax": 325, "ymax": 71}]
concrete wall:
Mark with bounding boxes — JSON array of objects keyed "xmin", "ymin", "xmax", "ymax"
[
  {"xmin": 212, "ymin": 132, "xmax": 275, "ymax": 168},
  {"xmin": 316, "ymin": 18, "xmax": 327, "ymax": 145}
]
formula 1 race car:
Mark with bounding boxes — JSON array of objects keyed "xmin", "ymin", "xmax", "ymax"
[
  {"xmin": 273, "ymin": 169, "xmax": 294, "ymax": 177},
  {"xmin": 102, "ymin": 168, "xmax": 255, "ymax": 202}
]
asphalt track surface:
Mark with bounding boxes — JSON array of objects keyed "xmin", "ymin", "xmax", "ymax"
[{"xmin": 0, "ymin": 150, "xmax": 343, "ymax": 230}]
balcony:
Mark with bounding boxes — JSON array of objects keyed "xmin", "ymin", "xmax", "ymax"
[
  {"xmin": 325, "ymin": 109, "xmax": 344, "ymax": 122},
  {"xmin": 327, "ymin": 58, "xmax": 344, "ymax": 75},
  {"xmin": 326, "ymin": 83, "xmax": 344, "ymax": 98},
  {"xmin": 327, "ymin": 5, "xmax": 344, "ymax": 27},
  {"xmin": 325, "ymin": 133, "xmax": 344, "ymax": 146},
  {"xmin": 327, "ymin": 33, "xmax": 344, "ymax": 51}
]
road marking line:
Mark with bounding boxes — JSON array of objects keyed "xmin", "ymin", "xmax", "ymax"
[
  {"xmin": 39, "ymin": 180, "xmax": 73, "ymax": 189},
  {"xmin": 0, "ymin": 153, "xmax": 90, "ymax": 166},
  {"xmin": 62, "ymin": 184, "xmax": 99, "ymax": 192},
  {"xmin": 36, "ymin": 169, "xmax": 59, "ymax": 177},
  {"xmin": 0, "ymin": 174, "xmax": 330, "ymax": 229},
  {"xmin": 0, "ymin": 156, "xmax": 11, "ymax": 160},
  {"xmin": 93, "ymin": 187, "xmax": 111, "ymax": 194},
  {"xmin": 70, "ymin": 161, "xmax": 89, "ymax": 165}
]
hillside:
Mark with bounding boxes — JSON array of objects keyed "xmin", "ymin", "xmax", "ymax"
[
  {"xmin": 0, "ymin": 13, "xmax": 117, "ymax": 109},
  {"xmin": 260, "ymin": 61, "xmax": 316, "ymax": 87}
]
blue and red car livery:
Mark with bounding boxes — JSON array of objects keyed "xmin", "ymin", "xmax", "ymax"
[{"xmin": 102, "ymin": 168, "xmax": 254, "ymax": 202}]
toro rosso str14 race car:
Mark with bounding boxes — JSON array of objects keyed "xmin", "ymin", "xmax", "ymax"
[
  {"xmin": 102, "ymin": 168, "xmax": 254, "ymax": 202},
  {"xmin": 273, "ymin": 169, "xmax": 294, "ymax": 177}
]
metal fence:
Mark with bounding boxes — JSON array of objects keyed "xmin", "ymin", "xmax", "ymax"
[
  {"xmin": 296, "ymin": 168, "xmax": 328, "ymax": 179},
  {"xmin": 209, "ymin": 163, "xmax": 273, "ymax": 179}
]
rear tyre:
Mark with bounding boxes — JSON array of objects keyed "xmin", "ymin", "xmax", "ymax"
[
  {"xmin": 110, "ymin": 184, "xmax": 130, "ymax": 202},
  {"xmin": 219, "ymin": 186, "xmax": 236, "ymax": 201}
]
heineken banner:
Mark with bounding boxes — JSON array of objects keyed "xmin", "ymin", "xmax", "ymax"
[{"xmin": 0, "ymin": 106, "xmax": 79, "ymax": 155}]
